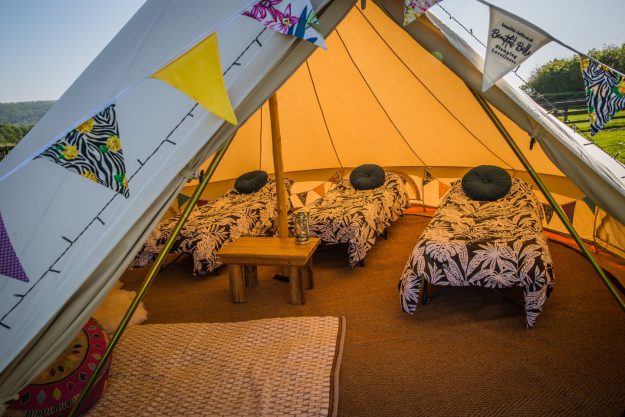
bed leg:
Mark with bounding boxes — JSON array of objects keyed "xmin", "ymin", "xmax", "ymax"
[
  {"xmin": 421, "ymin": 279, "xmax": 428, "ymax": 305},
  {"xmin": 358, "ymin": 259, "xmax": 365, "ymax": 267}
]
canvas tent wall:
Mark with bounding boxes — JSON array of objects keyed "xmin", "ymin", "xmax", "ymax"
[
  {"xmin": 1, "ymin": 0, "xmax": 624, "ymax": 409},
  {"xmin": 195, "ymin": 2, "xmax": 625, "ymax": 257}
]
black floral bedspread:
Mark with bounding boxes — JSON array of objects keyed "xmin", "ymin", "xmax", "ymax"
[
  {"xmin": 297, "ymin": 172, "xmax": 410, "ymax": 267},
  {"xmin": 398, "ymin": 178, "xmax": 555, "ymax": 328},
  {"xmin": 133, "ymin": 179, "xmax": 289, "ymax": 276}
]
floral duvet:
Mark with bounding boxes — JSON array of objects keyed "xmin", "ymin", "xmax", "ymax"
[
  {"xmin": 398, "ymin": 178, "xmax": 554, "ymax": 328},
  {"xmin": 298, "ymin": 172, "xmax": 410, "ymax": 267},
  {"xmin": 133, "ymin": 179, "xmax": 285, "ymax": 276}
]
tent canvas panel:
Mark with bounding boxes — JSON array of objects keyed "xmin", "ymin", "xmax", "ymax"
[{"xmin": 1, "ymin": 0, "xmax": 624, "ymax": 411}]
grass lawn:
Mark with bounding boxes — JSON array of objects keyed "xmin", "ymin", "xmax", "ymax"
[{"xmin": 559, "ymin": 108, "xmax": 625, "ymax": 164}]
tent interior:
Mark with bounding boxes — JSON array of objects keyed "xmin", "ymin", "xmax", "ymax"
[
  {"xmin": 183, "ymin": 2, "xmax": 625, "ymax": 268},
  {"xmin": 1, "ymin": 0, "xmax": 625, "ymax": 415}
]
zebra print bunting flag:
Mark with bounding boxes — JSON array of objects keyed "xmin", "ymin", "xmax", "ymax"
[
  {"xmin": 542, "ymin": 203, "xmax": 555, "ymax": 223},
  {"xmin": 36, "ymin": 104, "xmax": 129, "ymax": 197},
  {"xmin": 422, "ymin": 168, "xmax": 433, "ymax": 187},
  {"xmin": 580, "ymin": 56, "xmax": 625, "ymax": 135}
]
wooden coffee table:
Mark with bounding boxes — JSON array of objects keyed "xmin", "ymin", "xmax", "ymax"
[{"xmin": 217, "ymin": 237, "xmax": 320, "ymax": 305}]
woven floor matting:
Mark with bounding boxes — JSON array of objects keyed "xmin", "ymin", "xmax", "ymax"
[
  {"xmin": 121, "ymin": 214, "xmax": 625, "ymax": 416},
  {"xmin": 86, "ymin": 316, "xmax": 345, "ymax": 417}
]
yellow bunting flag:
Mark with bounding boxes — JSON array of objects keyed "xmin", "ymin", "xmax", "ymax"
[{"xmin": 152, "ymin": 33, "xmax": 237, "ymax": 125}]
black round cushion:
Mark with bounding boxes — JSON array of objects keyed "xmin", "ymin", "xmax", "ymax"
[
  {"xmin": 461, "ymin": 165, "xmax": 512, "ymax": 201},
  {"xmin": 350, "ymin": 164, "xmax": 385, "ymax": 190},
  {"xmin": 234, "ymin": 170, "xmax": 268, "ymax": 194}
]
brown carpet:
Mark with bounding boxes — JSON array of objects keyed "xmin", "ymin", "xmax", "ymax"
[{"xmin": 121, "ymin": 215, "xmax": 625, "ymax": 417}]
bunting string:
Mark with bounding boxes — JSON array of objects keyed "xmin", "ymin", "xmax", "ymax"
[
  {"xmin": 434, "ymin": 2, "xmax": 625, "ymax": 161},
  {"xmin": 0, "ymin": 27, "xmax": 269, "ymax": 329}
]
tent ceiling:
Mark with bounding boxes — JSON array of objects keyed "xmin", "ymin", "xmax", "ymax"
[{"xmin": 211, "ymin": 3, "xmax": 565, "ymax": 183}]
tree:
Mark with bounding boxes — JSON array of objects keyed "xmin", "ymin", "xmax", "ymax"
[
  {"xmin": 521, "ymin": 43, "xmax": 625, "ymax": 101},
  {"xmin": 0, "ymin": 124, "xmax": 32, "ymax": 145}
]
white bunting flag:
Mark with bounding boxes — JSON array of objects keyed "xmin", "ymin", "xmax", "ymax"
[{"xmin": 482, "ymin": 5, "xmax": 552, "ymax": 91}]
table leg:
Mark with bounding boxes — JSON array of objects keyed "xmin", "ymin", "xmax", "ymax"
[
  {"xmin": 229, "ymin": 265, "xmax": 245, "ymax": 303},
  {"xmin": 244, "ymin": 265, "xmax": 258, "ymax": 287},
  {"xmin": 302, "ymin": 259, "xmax": 314, "ymax": 290},
  {"xmin": 289, "ymin": 266, "xmax": 305, "ymax": 305}
]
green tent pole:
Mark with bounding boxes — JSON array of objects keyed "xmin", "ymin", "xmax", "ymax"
[
  {"xmin": 469, "ymin": 87, "xmax": 625, "ymax": 313},
  {"xmin": 68, "ymin": 135, "xmax": 235, "ymax": 417}
]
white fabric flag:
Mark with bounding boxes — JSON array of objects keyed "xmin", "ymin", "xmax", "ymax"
[{"xmin": 482, "ymin": 5, "xmax": 552, "ymax": 91}]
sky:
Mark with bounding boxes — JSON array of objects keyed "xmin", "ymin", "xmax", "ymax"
[{"xmin": 1, "ymin": 0, "xmax": 625, "ymax": 103}]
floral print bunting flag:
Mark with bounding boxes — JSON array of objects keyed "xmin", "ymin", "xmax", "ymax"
[
  {"xmin": 403, "ymin": 0, "xmax": 442, "ymax": 26},
  {"xmin": 242, "ymin": 0, "xmax": 326, "ymax": 49},
  {"xmin": 36, "ymin": 104, "xmax": 129, "ymax": 197},
  {"xmin": 580, "ymin": 56, "xmax": 625, "ymax": 135}
]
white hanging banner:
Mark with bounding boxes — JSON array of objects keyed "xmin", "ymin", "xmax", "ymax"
[{"xmin": 482, "ymin": 5, "xmax": 552, "ymax": 91}]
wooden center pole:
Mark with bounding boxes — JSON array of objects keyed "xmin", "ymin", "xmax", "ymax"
[{"xmin": 269, "ymin": 93, "xmax": 290, "ymax": 238}]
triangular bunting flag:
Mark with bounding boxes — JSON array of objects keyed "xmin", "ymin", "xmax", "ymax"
[
  {"xmin": 582, "ymin": 196, "xmax": 596, "ymax": 213},
  {"xmin": 36, "ymin": 104, "xmax": 129, "ymax": 197},
  {"xmin": 438, "ymin": 181, "xmax": 450, "ymax": 197},
  {"xmin": 328, "ymin": 170, "xmax": 342, "ymax": 184},
  {"xmin": 482, "ymin": 6, "xmax": 551, "ymax": 91},
  {"xmin": 306, "ymin": 190, "xmax": 322, "ymax": 205},
  {"xmin": 297, "ymin": 191, "xmax": 308, "ymax": 206},
  {"xmin": 313, "ymin": 183, "xmax": 326, "ymax": 197},
  {"xmin": 542, "ymin": 203, "xmax": 555, "ymax": 223},
  {"xmin": 242, "ymin": 0, "xmax": 326, "ymax": 49},
  {"xmin": 580, "ymin": 56, "xmax": 625, "ymax": 135},
  {"xmin": 177, "ymin": 193, "xmax": 191, "ymax": 210},
  {"xmin": 422, "ymin": 168, "xmax": 433, "ymax": 187},
  {"xmin": 152, "ymin": 33, "xmax": 237, "ymax": 125},
  {"xmin": 561, "ymin": 201, "xmax": 577, "ymax": 223},
  {"xmin": 403, "ymin": 0, "xmax": 442, "ymax": 26},
  {"xmin": 0, "ymin": 211, "xmax": 29, "ymax": 282}
]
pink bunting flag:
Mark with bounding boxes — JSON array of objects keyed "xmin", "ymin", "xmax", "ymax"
[
  {"xmin": 242, "ymin": 0, "xmax": 326, "ymax": 49},
  {"xmin": 0, "ymin": 211, "xmax": 29, "ymax": 282}
]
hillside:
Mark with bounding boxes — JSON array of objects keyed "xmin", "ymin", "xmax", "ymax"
[{"xmin": 0, "ymin": 100, "xmax": 55, "ymax": 125}]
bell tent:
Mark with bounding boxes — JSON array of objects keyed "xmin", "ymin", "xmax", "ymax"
[{"xmin": 1, "ymin": 0, "xmax": 624, "ymax": 409}]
